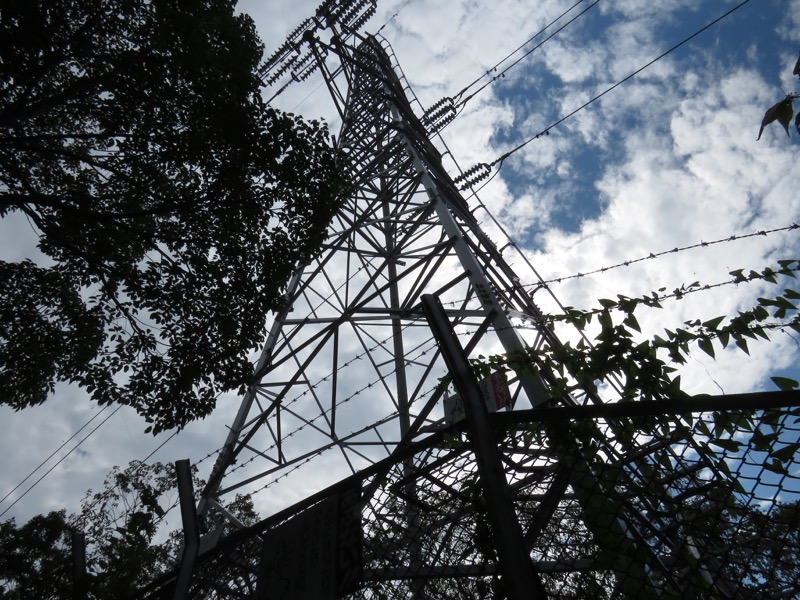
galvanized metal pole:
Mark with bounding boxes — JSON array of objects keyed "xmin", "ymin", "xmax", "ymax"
[
  {"xmin": 173, "ymin": 459, "xmax": 200, "ymax": 600},
  {"xmin": 420, "ymin": 294, "xmax": 548, "ymax": 600}
]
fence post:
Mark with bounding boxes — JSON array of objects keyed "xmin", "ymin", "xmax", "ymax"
[
  {"xmin": 72, "ymin": 531, "xmax": 87, "ymax": 600},
  {"xmin": 421, "ymin": 294, "xmax": 548, "ymax": 599},
  {"xmin": 173, "ymin": 459, "xmax": 200, "ymax": 600}
]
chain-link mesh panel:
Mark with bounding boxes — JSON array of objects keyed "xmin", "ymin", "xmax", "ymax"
[{"xmin": 134, "ymin": 399, "xmax": 800, "ymax": 599}]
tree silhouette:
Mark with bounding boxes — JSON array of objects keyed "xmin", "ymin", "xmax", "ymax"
[
  {"xmin": 0, "ymin": 461, "xmax": 258, "ymax": 599},
  {"xmin": 0, "ymin": 0, "xmax": 348, "ymax": 433}
]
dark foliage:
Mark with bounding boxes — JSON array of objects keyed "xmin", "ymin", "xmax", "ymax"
[
  {"xmin": 0, "ymin": 0, "xmax": 348, "ymax": 432},
  {"xmin": 0, "ymin": 461, "xmax": 259, "ymax": 599},
  {"xmin": 0, "ymin": 511, "xmax": 73, "ymax": 599}
]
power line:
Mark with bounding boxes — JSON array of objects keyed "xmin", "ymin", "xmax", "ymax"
[
  {"xmin": 492, "ymin": 0, "xmax": 754, "ymax": 165},
  {"xmin": 375, "ymin": 0, "xmax": 414, "ymax": 35},
  {"xmin": 454, "ymin": 0, "xmax": 754, "ymax": 190},
  {"xmin": 419, "ymin": 1, "xmax": 600, "ymax": 134},
  {"xmin": 0, "ymin": 406, "xmax": 122, "ymax": 519},
  {"xmin": 0, "ymin": 396, "xmax": 186, "ymax": 520},
  {"xmin": 454, "ymin": 0, "xmax": 601, "ymax": 110},
  {"xmin": 0, "ymin": 406, "xmax": 112, "ymax": 508}
]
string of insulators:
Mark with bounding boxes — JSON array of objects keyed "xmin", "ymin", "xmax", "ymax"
[
  {"xmin": 345, "ymin": 4, "xmax": 377, "ymax": 33},
  {"xmin": 264, "ymin": 54, "xmax": 299, "ymax": 85},
  {"xmin": 453, "ymin": 163, "xmax": 492, "ymax": 190},
  {"xmin": 259, "ymin": 18, "xmax": 313, "ymax": 78},
  {"xmin": 259, "ymin": 42, "xmax": 293, "ymax": 80},
  {"xmin": 293, "ymin": 61, "xmax": 321, "ymax": 82},
  {"xmin": 293, "ymin": 50, "xmax": 315, "ymax": 71},
  {"xmin": 288, "ymin": 17, "xmax": 315, "ymax": 41},
  {"xmin": 340, "ymin": 0, "xmax": 369, "ymax": 25},
  {"xmin": 316, "ymin": 0, "xmax": 352, "ymax": 26},
  {"xmin": 421, "ymin": 97, "xmax": 456, "ymax": 133},
  {"xmin": 259, "ymin": 0, "xmax": 377, "ymax": 86},
  {"xmin": 341, "ymin": 0, "xmax": 377, "ymax": 31}
]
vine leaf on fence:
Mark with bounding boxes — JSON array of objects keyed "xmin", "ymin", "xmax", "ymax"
[
  {"xmin": 771, "ymin": 376, "xmax": 799, "ymax": 391},
  {"xmin": 757, "ymin": 96, "xmax": 794, "ymax": 140}
]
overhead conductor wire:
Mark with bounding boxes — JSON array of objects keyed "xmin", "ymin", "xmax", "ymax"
[{"xmin": 487, "ymin": 0, "xmax": 754, "ymax": 172}]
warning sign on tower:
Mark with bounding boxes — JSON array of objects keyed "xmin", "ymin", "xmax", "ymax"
[{"xmin": 443, "ymin": 371, "xmax": 512, "ymax": 425}]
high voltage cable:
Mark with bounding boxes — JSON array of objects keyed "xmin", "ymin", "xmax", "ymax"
[
  {"xmin": 491, "ymin": 0, "xmax": 753, "ymax": 166},
  {"xmin": 2, "ymin": 400, "xmax": 195, "ymax": 520},
  {"xmin": 454, "ymin": 0, "xmax": 601, "ymax": 109},
  {"xmin": 0, "ymin": 406, "xmax": 122, "ymax": 519},
  {"xmin": 455, "ymin": 0, "xmax": 754, "ymax": 189},
  {"xmin": 419, "ymin": 2, "xmax": 601, "ymax": 133},
  {"xmin": 533, "ymin": 223, "xmax": 800, "ymax": 289},
  {"xmin": 375, "ymin": 0, "xmax": 414, "ymax": 35},
  {"xmin": 0, "ymin": 406, "xmax": 112, "ymax": 509}
]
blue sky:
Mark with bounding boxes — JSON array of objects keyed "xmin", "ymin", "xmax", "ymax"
[
  {"xmin": 2, "ymin": 0, "xmax": 800, "ymax": 527},
  {"xmin": 507, "ymin": 1, "xmax": 795, "ymax": 236}
]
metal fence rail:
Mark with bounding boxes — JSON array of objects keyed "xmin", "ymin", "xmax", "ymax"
[{"xmin": 134, "ymin": 393, "xmax": 800, "ymax": 599}]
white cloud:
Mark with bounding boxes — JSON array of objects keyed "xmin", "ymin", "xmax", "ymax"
[{"xmin": 3, "ymin": 0, "xmax": 800, "ymax": 532}]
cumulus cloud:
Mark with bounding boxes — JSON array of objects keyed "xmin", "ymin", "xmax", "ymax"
[{"xmin": 3, "ymin": 0, "xmax": 800, "ymax": 525}]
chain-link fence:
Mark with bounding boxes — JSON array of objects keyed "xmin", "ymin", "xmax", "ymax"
[{"xmin": 134, "ymin": 393, "xmax": 800, "ymax": 599}]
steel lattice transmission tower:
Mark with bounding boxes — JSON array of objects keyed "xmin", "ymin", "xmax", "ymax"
[
  {"xmin": 191, "ymin": 3, "xmax": 744, "ymax": 597},
  {"xmin": 198, "ymin": 1, "xmax": 569, "ymax": 520}
]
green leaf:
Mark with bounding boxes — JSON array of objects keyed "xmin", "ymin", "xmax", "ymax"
[
  {"xmin": 657, "ymin": 452, "xmax": 673, "ymax": 470},
  {"xmin": 598, "ymin": 298, "xmax": 616, "ymax": 309},
  {"xmin": 702, "ymin": 316, "xmax": 725, "ymax": 330},
  {"xmin": 710, "ymin": 437, "xmax": 742, "ymax": 453},
  {"xmin": 770, "ymin": 442, "xmax": 800, "ymax": 463},
  {"xmin": 758, "ymin": 95, "xmax": 794, "ymax": 140},
  {"xmin": 697, "ymin": 337, "xmax": 715, "ymax": 359},
  {"xmin": 753, "ymin": 305, "xmax": 770, "ymax": 321},
  {"xmin": 729, "ymin": 269, "xmax": 746, "ymax": 283},
  {"xmin": 763, "ymin": 459, "xmax": 787, "ymax": 475},
  {"xmin": 784, "ymin": 288, "xmax": 800, "ymax": 300},
  {"xmin": 718, "ymin": 330, "xmax": 730, "ymax": 348},
  {"xmin": 597, "ymin": 310, "xmax": 613, "ymax": 332},
  {"xmin": 623, "ymin": 313, "xmax": 641, "ymax": 333},
  {"xmin": 751, "ymin": 427, "xmax": 778, "ymax": 452},
  {"xmin": 763, "ymin": 409, "xmax": 782, "ymax": 429},
  {"xmin": 771, "ymin": 376, "xmax": 799, "ymax": 391}
]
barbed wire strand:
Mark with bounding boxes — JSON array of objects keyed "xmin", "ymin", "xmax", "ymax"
[{"xmin": 532, "ymin": 223, "xmax": 800, "ymax": 289}]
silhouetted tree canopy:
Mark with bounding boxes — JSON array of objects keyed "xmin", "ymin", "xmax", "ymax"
[
  {"xmin": 0, "ymin": 0, "xmax": 348, "ymax": 432},
  {"xmin": 0, "ymin": 511, "xmax": 74, "ymax": 599},
  {"xmin": 0, "ymin": 461, "xmax": 259, "ymax": 599}
]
